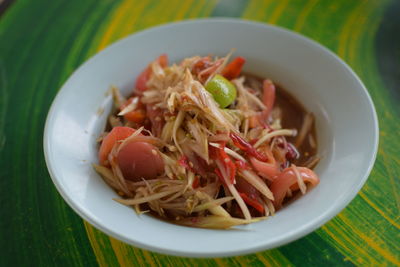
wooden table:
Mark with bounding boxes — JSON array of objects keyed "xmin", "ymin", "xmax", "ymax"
[{"xmin": 1, "ymin": 0, "xmax": 399, "ymax": 266}]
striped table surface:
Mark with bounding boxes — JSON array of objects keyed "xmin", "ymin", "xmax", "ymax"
[{"xmin": 1, "ymin": 0, "xmax": 399, "ymax": 266}]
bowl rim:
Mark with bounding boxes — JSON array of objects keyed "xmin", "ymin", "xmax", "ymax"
[{"xmin": 43, "ymin": 18, "xmax": 379, "ymax": 257}]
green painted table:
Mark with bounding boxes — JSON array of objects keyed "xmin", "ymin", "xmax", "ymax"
[{"xmin": 1, "ymin": 0, "xmax": 399, "ymax": 266}]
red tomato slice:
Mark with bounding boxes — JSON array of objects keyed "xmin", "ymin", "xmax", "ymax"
[
  {"xmin": 124, "ymin": 110, "xmax": 146, "ymax": 124},
  {"xmin": 135, "ymin": 54, "xmax": 168, "ymax": 92},
  {"xmin": 119, "ymin": 97, "xmax": 146, "ymax": 123},
  {"xmin": 221, "ymin": 57, "xmax": 246, "ymax": 80},
  {"xmin": 98, "ymin": 127, "xmax": 136, "ymax": 166},
  {"xmin": 116, "ymin": 141, "xmax": 164, "ymax": 181}
]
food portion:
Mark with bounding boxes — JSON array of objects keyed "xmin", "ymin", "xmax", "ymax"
[{"xmin": 94, "ymin": 52, "xmax": 320, "ymax": 229}]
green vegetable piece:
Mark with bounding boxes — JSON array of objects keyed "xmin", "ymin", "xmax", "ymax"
[{"xmin": 205, "ymin": 74, "xmax": 237, "ymax": 108}]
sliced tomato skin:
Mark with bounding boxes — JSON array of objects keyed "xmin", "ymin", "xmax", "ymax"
[
  {"xmin": 116, "ymin": 141, "xmax": 164, "ymax": 181},
  {"xmin": 98, "ymin": 127, "xmax": 136, "ymax": 166}
]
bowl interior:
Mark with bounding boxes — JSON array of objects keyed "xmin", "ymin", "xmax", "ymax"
[{"xmin": 44, "ymin": 19, "xmax": 378, "ymax": 257}]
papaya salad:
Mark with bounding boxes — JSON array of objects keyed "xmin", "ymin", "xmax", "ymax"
[{"xmin": 94, "ymin": 52, "xmax": 320, "ymax": 229}]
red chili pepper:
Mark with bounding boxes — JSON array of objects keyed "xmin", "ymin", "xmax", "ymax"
[
  {"xmin": 230, "ymin": 132, "xmax": 268, "ymax": 162},
  {"xmin": 192, "ymin": 176, "xmax": 200, "ymax": 189},
  {"xmin": 226, "ymin": 159, "xmax": 236, "ymax": 183},
  {"xmin": 221, "ymin": 57, "xmax": 246, "ymax": 80},
  {"xmin": 218, "ymin": 147, "xmax": 236, "ymax": 184},
  {"xmin": 210, "ymin": 143, "xmax": 236, "ymax": 184},
  {"xmin": 239, "ymin": 193, "xmax": 264, "ymax": 213}
]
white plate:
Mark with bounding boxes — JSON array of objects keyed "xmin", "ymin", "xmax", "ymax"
[{"xmin": 44, "ymin": 19, "xmax": 379, "ymax": 257}]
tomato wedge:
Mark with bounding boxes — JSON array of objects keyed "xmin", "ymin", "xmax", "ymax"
[
  {"xmin": 124, "ymin": 110, "xmax": 145, "ymax": 123},
  {"xmin": 98, "ymin": 127, "xmax": 136, "ymax": 166},
  {"xmin": 221, "ymin": 57, "xmax": 246, "ymax": 80},
  {"xmin": 119, "ymin": 97, "xmax": 146, "ymax": 124},
  {"xmin": 116, "ymin": 141, "xmax": 164, "ymax": 181},
  {"xmin": 135, "ymin": 54, "xmax": 168, "ymax": 92}
]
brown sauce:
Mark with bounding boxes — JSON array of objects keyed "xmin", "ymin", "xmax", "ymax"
[
  {"xmin": 275, "ymin": 86, "xmax": 318, "ymax": 165},
  {"xmin": 244, "ymin": 74, "xmax": 318, "ymax": 166}
]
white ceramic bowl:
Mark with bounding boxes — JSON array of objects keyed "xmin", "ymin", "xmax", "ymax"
[{"xmin": 44, "ymin": 19, "xmax": 378, "ymax": 257}]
